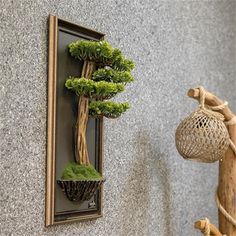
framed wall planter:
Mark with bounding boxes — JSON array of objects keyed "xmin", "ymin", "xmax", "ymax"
[
  {"xmin": 46, "ymin": 14, "xmax": 135, "ymax": 227},
  {"xmin": 46, "ymin": 15, "xmax": 105, "ymax": 226}
]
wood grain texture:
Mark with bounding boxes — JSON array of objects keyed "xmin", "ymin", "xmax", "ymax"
[
  {"xmin": 194, "ymin": 219, "xmax": 222, "ymax": 236},
  {"xmin": 75, "ymin": 61, "xmax": 96, "ymax": 165},
  {"xmin": 188, "ymin": 88, "xmax": 234, "ymax": 121},
  {"xmin": 218, "ymin": 124, "xmax": 236, "ymax": 235},
  {"xmin": 188, "ymin": 87, "xmax": 236, "ymax": 235},
  {"xmin": 45, "ymin": 14, "xmax": 58, "ymax": 227}
]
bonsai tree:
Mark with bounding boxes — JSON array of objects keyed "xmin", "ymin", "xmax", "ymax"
[{"xmin": 61, "ymin": 40, "xmax": 135, "ymax": 181}]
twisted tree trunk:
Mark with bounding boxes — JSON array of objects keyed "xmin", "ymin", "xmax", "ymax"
[{"xmin": 75, "ymin": 60, "xmax": 96, "ymax": 165}]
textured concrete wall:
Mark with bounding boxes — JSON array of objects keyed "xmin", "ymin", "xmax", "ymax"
[{"xmin": 1, "ymin": 0, "xmax": 236, "ymax": 235}]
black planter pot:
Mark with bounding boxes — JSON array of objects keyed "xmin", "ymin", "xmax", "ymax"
[{"xmin": 57, "ymin": 179, "xmax": 105, "ymax": 202}]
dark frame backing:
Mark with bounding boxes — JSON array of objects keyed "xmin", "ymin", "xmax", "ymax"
[{"xmin": 46, "ymin": 15, "xmax": 105, "ymax": 226}]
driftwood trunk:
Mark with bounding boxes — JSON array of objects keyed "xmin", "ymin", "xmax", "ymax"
[
  {"xmin": 218, "ymin": 124, "xmax": 236, "ymax": 235},
  {"xmin": 188, "ymin": 88, "xmax": 236, "ymax": 236},
  {"xmin": 75, "ymin": 60, "xmax": 96, "ymax": 165}
]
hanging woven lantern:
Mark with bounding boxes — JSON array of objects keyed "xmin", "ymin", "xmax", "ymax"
[{"xmin": 175, "ymin": 87, "xmax": 230, "ymax": 163}]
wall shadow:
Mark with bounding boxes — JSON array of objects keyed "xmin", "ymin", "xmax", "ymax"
[{"xmin": 119, "ymin": 130, "xmax": 172, "ymax": 236}]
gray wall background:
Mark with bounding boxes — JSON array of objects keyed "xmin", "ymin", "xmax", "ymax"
[{"xmin": 1, "ymin": 0, "xmax": 236, "ymax": 235}]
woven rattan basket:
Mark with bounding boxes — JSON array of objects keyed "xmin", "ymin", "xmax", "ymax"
[
  {"xmin": 57, "ymin": 178, "xmax": 105, "ymax": 202},
  {"xmin": 175, "ymin": 88, "xmax": 230, "ymax": 163}
]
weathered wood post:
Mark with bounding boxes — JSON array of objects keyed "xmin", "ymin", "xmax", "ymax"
[{"xmin": 188, "ymin": 87, "xmax": 236, "ymax": 236}]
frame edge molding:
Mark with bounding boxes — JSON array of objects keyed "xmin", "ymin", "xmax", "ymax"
[
  {"xmin": 46, "ymin": 14, "xmax": 105, "ymax": 226},
  {"xmin": 46, "ymin": 14, "xmax": 58, "ymax": 227}
]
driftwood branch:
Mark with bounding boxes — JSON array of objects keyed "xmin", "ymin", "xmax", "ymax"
[
  {"xmin": 194, "ymin": 220, "xmax": 222, "ymax": 236},
  {"xmin": 188, "ymin": 87, "xmax": 236, "ymax": 236},
  {"xmin": 75, "ymin": 61, "xmax": 96, "ymax": 165},
  {"xmin": 187, "ymin": 88, "xmax": 234, "ymax": 121}
]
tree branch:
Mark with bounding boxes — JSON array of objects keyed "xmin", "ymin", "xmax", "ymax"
[
  {"xmin": 194, "ymin": 220, "xmax": 222, "ymax": 236},
  {"xmin": 187, "ymin": 88, "xmax": 235, "ymax": 121}
]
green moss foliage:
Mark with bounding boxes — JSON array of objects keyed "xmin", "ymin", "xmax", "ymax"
[
  {"xmin": 61, "ymin": 162, "xmax": 102, "ymax": 180},
  {"xmin": 65, "ymin": 77, "xmax": 124, "ymax": 99},
  {"xmin": 67, "ymin": 40, "xmax": 135, "ymax": 119},
  {"xmin": 111, "ymin": 48, "xmax": 135, "ymax": 72},
  {"xmin": 89, "ymin": 101, "xmax": 130, "ymax": 118},
  {"xmin": 92, "ymin": 68, "xmax": 134, "ymax": 84},
  {"xmin": 68, "ymin": 40, "xmax": 135, "ymax": 71},
  {"xmin": 69, "ymin": 40, "xmax": 113, "ymax": 63}
]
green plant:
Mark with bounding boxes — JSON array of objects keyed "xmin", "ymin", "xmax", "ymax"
[
  {"xmin": 65, "ymin": 77, "xmax": 124, "ymax": 99},
  {"xmin": 92, "ymin": 68, "xmax": 134, "ymax": 84},
  {"xmin": 66, "ymin": 40, "xmax": 135, "ymax": 120},
  {"xmin": 63, "ymin": 39, "xmax": 135, "ymax": 178},
  {"xmin": 61, "ymin": 162, "xmax": 102, "ymax": 180},
  {"xmin": 89, "ymin": 101, "xmax": 130, "ymax": 118},
  {"xmin": 110, "ymin": 48, "xmax": 135, "ymax": 71},
  {"xmin": 69, "ymin": 40, "xmax": 135, "ymax": 71},
  {"xmin": 69, "ymin": 40, "xmax": 113, "ymax": 63}
]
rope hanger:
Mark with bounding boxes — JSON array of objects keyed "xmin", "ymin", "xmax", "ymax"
[
  {"xmin": 203, "ymin": 218, "xmax": 210, "ymax": 236},
  {"xmin": 176, "ymin": 87, "xmax": 231, "ymax": 163},
  {"xmin": 197, "ymin": 86, "xmax": 236, "ymax": 155},
  {"xmin": 195, "ymin": 217, "xmax": 226, "ymax": 236}
]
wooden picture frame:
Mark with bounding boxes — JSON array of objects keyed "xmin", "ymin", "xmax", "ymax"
[{"xmin": 46, "ymin": 15, "xmax": 105, "ymax": 226}]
